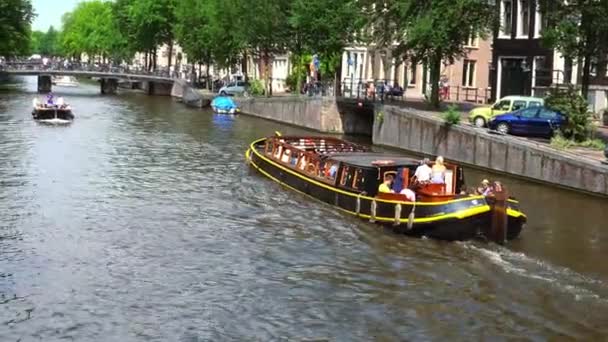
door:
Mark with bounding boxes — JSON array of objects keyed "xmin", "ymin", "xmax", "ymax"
[
  {"xmin": 511, "ymin": 107, "xmax": 540, "ymax": 134},
  {"xmin": 535, "ymin": 108, "xmax": 560, "ymax": 136},
  {"xmin": 500, "ymin": 59, "xmax": 530, "ymax": 97}
]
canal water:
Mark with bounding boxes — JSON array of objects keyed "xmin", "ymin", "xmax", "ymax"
[{"xmin": 1, "ymin": 77, "xmax": 608, "ymax": 341}]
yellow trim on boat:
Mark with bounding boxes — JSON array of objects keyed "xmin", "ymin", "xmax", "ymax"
[{"xmin": 246, "ymin": 139, "xmax": 526, "ymax": 220}]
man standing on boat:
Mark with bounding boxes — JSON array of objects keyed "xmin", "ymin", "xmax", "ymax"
[{"xmin": 414, "ymin": 158, "xmax": 432, "ymax": 183}]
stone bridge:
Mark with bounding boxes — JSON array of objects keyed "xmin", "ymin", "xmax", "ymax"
[{"xmin": 0, "ymin": 63, "xmax": 180, "ymax": 96}]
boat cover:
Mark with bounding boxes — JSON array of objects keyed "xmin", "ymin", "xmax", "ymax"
[{"xmin": 211, "ymin": 96, "xmax": 238, "ymax": 110}]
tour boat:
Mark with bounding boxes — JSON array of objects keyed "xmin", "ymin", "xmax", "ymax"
[
  {"xmin": 245, "ymin": 133, "xmax": 527, "ymax": 243},
  {"xmin": 211, "ymin": 95, "xmax": 240, "ymax": 114},
  {"xmin": 52, "ymin": 76, "xmax": 79, "ymax": 87}
]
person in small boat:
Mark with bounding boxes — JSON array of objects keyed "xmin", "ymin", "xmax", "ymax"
[
  {"xmin": 400, "ymin": 187, "xmax": 416, "ymax": 202},
  {"xmin": 56, "ymin": 96, "xmax": 65, "ymax": 109},
  {"xmin": 378, "ymin": 174, "xmax": 395, "ymax": 193},
  {"xmin": 430, "ymin": 156, "xmax": 446, "ymax": 184},
  {"xmin": 414, "ymin": 158, "xmax": 432, "ymax": 183},
  {"xmin": 45, "ymin": 93, "xmax": 54, "ymax": 107},
  {"xmin": 32, "ymin": 97, "xmax": 40, "ymax": 109}
]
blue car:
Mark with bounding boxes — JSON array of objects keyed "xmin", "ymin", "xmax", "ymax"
[{"xmin": 487, "ymin": 106, "xmax": 567, "ymax": 137}]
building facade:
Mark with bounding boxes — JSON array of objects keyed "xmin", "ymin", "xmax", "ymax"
[
  {"xmin": 491, "ymin": 0, "xmax": 607, "ymax": 113},
  {"xmin": 341, "ymin": 37, "xmax": 493, "ymax": 103}
]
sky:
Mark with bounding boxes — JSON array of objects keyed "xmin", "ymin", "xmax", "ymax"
[{"xmin": 31, "ymin": 0, "xmax": 80, "ymax": 31}]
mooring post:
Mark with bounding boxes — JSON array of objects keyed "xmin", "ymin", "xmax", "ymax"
[{"xmin": 489, "ymin": 182, "xmax": 508, "ymax": 245}]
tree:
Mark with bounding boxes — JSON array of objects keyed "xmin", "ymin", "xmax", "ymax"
[
  {"xmin": 541, "ymin": 0, "xmax": 608, "ymax": 99},
  {"xmin": 29, "ymin": 30, "xmax": 44, "ymax": 54},
  {"xmin": 365, "ymin": 0, "xmax": 495, "ymax": 108},
  {"xmin": 289, "ymin": 0, "xmax": 363, "ymax": 93},
  {"xmin": 0, "ymin": 0, "xmax": 35, "ymax": 57},
  {"xmin": 60, "ymin": 1, "xmax": 128, "ymax": 62},
  {"xmin": 241, "ymin": 0, "xmax": 292, "ymax": 96},
  {"xmin": 39, "ymin": 26, "xmax": 59, "ymax": 56}
]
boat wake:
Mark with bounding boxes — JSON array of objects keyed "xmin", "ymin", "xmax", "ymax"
[
  {"xmin": 461, "ymin": 242, "xmax": 608, "ymax": 303},
  {"xmin": 37, "ymin": 118, "xmax": 72, "ymax": 125}
]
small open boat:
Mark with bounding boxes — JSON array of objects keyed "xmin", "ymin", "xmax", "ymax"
[
  {"xmin": 245, "ymin": 134, "xmax": 527, "ymax": 243},
  {"xmin": 32, "ymin": 96, "xmax": 74, "ymax": 123},
  {"xmin": 211, "ymin": 95, "xmax": 240, "ymax": 114}
]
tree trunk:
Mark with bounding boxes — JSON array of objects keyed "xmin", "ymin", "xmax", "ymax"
[
  {"xmin": 167, "ymin": 41, "xmax": 173, "ymax": 75},
  {"xmin": 206, "ymin": 61, "xmax": 211, "ymax": 91},
  {"xmin": 581, "ymin": 53, "xmax": 591, "ymax": 100},
  {"xmin": 241, "ymin": 51, "xmax": 248, "ymax": 82},
  {"xmin": 264, "ymin": 51, "xmax": 271, "ymax": 97},
  {"xmin": 335, "ymin": 57, "xmax": 343, "ymax": 97},
  {"xmin": 295, "ymin": 54, "xmax": 303, "ymax": 95},
  {"xmin": 152, "ymin": 49, "xmax": 157, "ymax": 72},
  {"xmin": 429, "ymin": 53, "xmax": 442, "ymax": 109}
]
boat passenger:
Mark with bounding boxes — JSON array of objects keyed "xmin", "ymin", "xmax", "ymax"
[
  {"xmin": 414, "ymin": 158, "xmax": 432, "ymax": 183},
  {"xmin": 32, "ymin": 97, "xmax": 40, "ymax": 109},
  {"xmin": 56, "ymin": 96, "xmax": 65, "ymax": 109},
  {"xmin": 431, "ymin": 156, "xmax": 446, "ymax": 184},
  {"xmin": 46, "ymin": 93, "xmax": 54, "ymax": 107},
  {"xmin": 400, "ymin": 187, "xmax": 416, "ymax": 202},
  {"xmin": 378, "ymin": 174, "xmax": 395, "ymax": 193},
  {"xmin": 477, "ymin": 179, "xmax": 492, "ymax": 196},
  {"xmin": 329, "ymin": 164, "xmax": 338, "ymax": 178}
]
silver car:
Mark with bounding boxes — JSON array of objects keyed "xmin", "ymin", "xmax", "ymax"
[{"xmin": 218, "ymin": 81, "xmax": 247, "ymax": 96}]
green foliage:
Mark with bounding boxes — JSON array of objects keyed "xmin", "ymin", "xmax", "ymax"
[
  {"xmin": 60, "ymin": 1, "xmax": 128, "ymax": 61},
  {"xmin": 34, "ymin": 26, "xmax": 60, "ymax": 56},
  {"xmin": 550, "ymin": 131, "xmax": 606, "ymax": 151},
  {"xmin": 0, "ymin": 0, "xmax": 35, "ymax": 57},
  {"xmin": 540, "ymin": 0, "xmax": 608, "ymax": 98},
  {"xmin": 442, "ymin": 105, "xmax": 461, "ymax": 125},
  {"xmin": 545, "ymin": 85, "xmax": 592, "ymax": 142},
  {"xmin": 248, "ymin": 79, "xmax": 265, "ymax": 96}
]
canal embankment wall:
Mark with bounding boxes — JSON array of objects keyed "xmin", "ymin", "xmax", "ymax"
[
  {"xmin": 238, "ymin": 96, "xmax": 374, "ymax": 135},
  {"xmin": 373, "ymin": 105, "xmax": 608, "ymax": 197}
]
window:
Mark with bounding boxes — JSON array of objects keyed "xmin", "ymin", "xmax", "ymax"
[
  {"xmin": 519, "ymin": 107, "xmax": 539, "ymax": 118},
  {"xmin": 534, "ymin": 3, "xmax": 548, "ymax": 37},
  {"xmin": 539, "ymin": 108, "xmax": 557, "ymax": 119},
  {"xmin": 462, "ymin": 60, "xmax": 476, "ymax": 87},
  {"xmin": 465, "ymin": 33, "xmax": 478, "ymax": 47},
  {"xmin": 528, "ymin": 101, "xmax": 542, "ymax": 107},
  {"xmin": 518, "ymin": 0, "xmax": 530, "ymax": 37},
  {"xmin": 501, "ymin": 1, "xmax": 513, "ymax": 36},
  {"xmin": 512, "ymin": 100, "xmax": 526, "ymax": 110},
  {"xmin": 494, "ymin": 99, "xmax": 511, "ymax": 110}
]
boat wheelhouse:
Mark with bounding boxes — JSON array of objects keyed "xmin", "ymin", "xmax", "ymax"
[{"xmin": 246, "ymin": 134, "xmax": 527, "ymax": 243}]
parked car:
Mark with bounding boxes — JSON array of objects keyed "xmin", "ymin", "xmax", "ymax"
[
  {"xmin": 487, "ymin": 106, "xmax": 567, "ymax": 138},
  {"xmin": 218, "ymin": 80, "xmax": 247, "ymax": 96},
  {"xmin": 468, "ymin": 95, "xmax": 544, "ymax": 128}
]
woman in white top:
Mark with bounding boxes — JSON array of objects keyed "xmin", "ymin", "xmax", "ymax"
[{"xmin": 430, "ymin": 156, "xmax": 446, "ymax": 184}]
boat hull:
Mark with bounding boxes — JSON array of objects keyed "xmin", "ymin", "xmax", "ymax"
[
  {"xmin": 32, "ymin": 108, "xmax": 74, "ymax": 121},
  {"xmin": 246, "ymin": 139, "xmax": 526, "ymax": 242},
  {"xmin": 212, "ymin": 106, "xmax": 239, "ymax": 115}
]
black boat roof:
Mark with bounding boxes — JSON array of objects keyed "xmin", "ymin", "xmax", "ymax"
[{"xmin": 326, "ymin": 152, "xmax": 421, "ymax": 168}]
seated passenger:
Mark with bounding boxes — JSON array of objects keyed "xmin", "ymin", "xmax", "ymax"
[
  {"xmin": 414, "ymin": 158, "xmax": 432, "ymax": 183},
  {"xmin": 329, "ymin": 164, "xmax": 338, "ymax": 178},
  {"xmin": 299, "ymin": 155, "xmax": 307, "ymax": 170},
  {"xmin": 476, "ymin": 179, "xmax": 492, "ymax": 196},
  {"xmin": 378, "ymin": 174, "xmax": 395, "ymax": 193},
  {"xmin": 431, "ymin": 156, "xmax": 446, "ymax": 184},
  {"xmin": 400, "ymin": 187, "xmax": 416, "ymax": 202}
]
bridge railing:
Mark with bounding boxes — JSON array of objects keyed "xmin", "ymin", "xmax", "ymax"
[{"xmin": 0, "ymin": 61, "xmax": 175, "ymax": 79}]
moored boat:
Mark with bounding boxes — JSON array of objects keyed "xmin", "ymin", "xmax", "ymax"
[
  {"xmin": 211, "ymin": 95, "xmax": 240, "ymax": 114},
  {"xmin": 245, "ymin": 134, "xmax": 527, "ymax": 243},
  {"xmin": 52, "ymin": 75, "xmax": 79, "ymax": 87}
]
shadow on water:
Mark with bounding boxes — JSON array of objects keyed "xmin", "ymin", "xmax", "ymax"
[{"xmin": 1, "ymin": 75, "xmax": 608, "ymax": 340}]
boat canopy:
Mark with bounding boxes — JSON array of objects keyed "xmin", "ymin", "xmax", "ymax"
[{"xmin": 211, "ymin": 96, "xmax": 238, "ymax": 110}]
